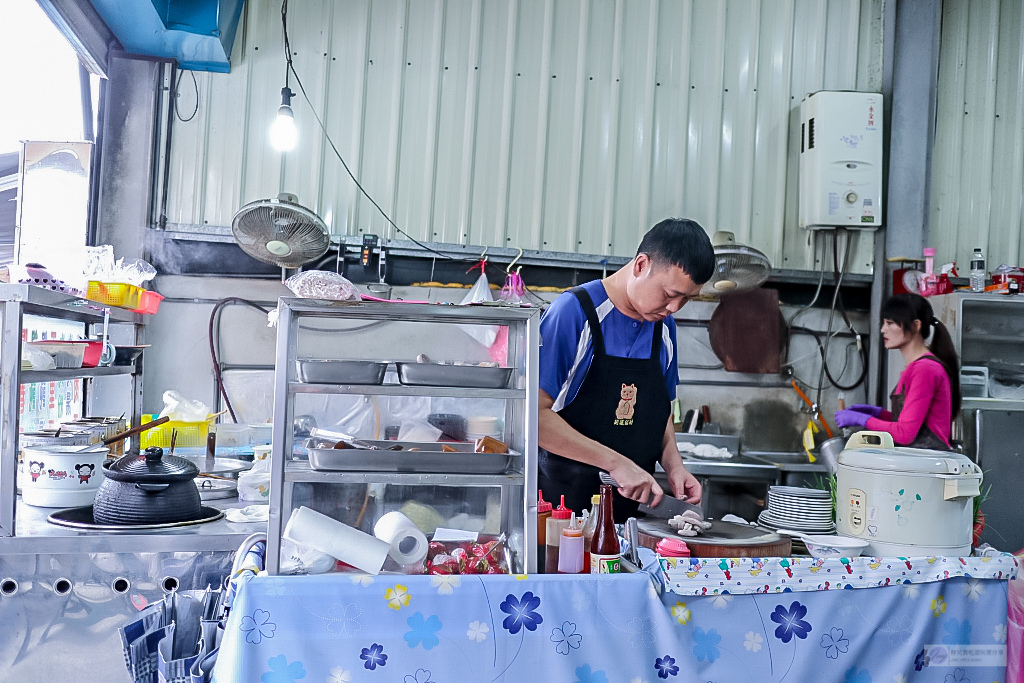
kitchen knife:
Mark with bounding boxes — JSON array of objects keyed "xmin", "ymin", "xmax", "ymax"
[
  {"xmin": 638, "ymin": 495, "xmax": 704, "ymax": 520},
  {"xmin": 598, "ymin": 471, "xmax": 704, "ymax": 518}
]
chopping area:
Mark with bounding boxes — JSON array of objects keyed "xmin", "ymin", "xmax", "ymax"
[{"xmin": 4, "ymin": 1, "xmax": 1024, "ymax": 681}]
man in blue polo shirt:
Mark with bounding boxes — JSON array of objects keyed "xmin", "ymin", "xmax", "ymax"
[{"xmin": 538, "ymin": 219, "xmax": 716, "ymax": 522}]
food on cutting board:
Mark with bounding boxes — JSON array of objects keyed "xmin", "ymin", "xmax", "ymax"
[{"xmin": 668, "ymin": 509, "xmax": 712, "ymax": 537}]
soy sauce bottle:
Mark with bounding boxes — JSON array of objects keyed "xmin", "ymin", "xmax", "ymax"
[{"xmin": 590, "ymin": 485, "xmax": 621, "ymax": 574}]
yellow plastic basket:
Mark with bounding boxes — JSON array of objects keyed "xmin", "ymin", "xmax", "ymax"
[
  {"xmin": 86, "ymin": 281, "xmax": 143, "ymax": 309},
  {"xmin": 140, "ymin": 420, "xmax": 210, "ymax": 449}
]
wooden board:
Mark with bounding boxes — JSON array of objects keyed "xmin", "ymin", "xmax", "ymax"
[{"xmin": 638, "ymin": 519, "xmax": 791, "ymax": 558}]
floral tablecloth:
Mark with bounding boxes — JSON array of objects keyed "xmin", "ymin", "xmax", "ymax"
[
  {"xmin": 663, "ymin": 553, "xmax": 1020, "ymax": 595},
  {"xmin": 212, "ymin": 571, "xmax": 1011, "ymax": 683}
]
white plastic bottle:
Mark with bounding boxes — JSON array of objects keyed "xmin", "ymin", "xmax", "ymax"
[{"xmin": 970, "ymin": 248, "xmax": 986, "ymax": 292}]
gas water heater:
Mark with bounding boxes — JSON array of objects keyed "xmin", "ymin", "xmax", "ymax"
[{"xmin": 798, "ymin": 91, "xmax": 883, "ymax": 229}]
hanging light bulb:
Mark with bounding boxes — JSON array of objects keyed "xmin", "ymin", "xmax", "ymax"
[{"xmin": 269, "ymin": 86, "xmax": 297, "ymax": 151}]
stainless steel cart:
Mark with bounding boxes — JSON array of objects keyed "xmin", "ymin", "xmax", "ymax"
[{"xmin": 267, "ymin": 298, "xmax": 540, "ymax": 574}]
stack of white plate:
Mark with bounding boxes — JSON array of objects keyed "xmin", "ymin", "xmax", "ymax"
[{"xmin": 757, "ymin": 485, "xmax": 835, "ymax": 533}]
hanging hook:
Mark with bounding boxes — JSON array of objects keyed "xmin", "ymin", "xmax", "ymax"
[
  {"xmin": 479, "ymin": 245, "xmax": 488, "ymax": 262},
  {"xmin": 507, "ymin": 247, "xmax": 523, "ymax": 273}
]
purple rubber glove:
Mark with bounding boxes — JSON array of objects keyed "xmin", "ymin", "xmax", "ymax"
[
  {"xmin": 848, "ymin": 403, "xmax": 883, "ymax": 417},
  {"xmin": 835, "ymin": 409, "xmax": 871, "ymax": 429}
]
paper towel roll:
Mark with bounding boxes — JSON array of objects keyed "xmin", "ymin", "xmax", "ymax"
[
  {"xmin": 283, "ymin": 506, "xmax": 389, "ymax": 575},
  {"xmin": 374, "ymin": 511, "xmax": 429, "ymax": 566}
]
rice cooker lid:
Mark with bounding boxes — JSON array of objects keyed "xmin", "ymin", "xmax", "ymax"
[{"xmin": 838, "ymin": 446, "xmax": 976, "ymax": 475}]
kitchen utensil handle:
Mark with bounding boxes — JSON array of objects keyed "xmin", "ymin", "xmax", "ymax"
[
  {"xmin": 701, "ymin": 405, "xmax": 711, "ymax": 423},
  {"xmin": 103, "ymin": 416, "xmax": 170, "ymax": 445},
  {"xmin": 136, "ymin": 483, "xmax": 170, "ymax": 493}
]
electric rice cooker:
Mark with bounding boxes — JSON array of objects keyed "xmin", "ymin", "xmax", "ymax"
[{"xmin": 835, "ymin": 431, "xmax": 982, "ymax": 557}]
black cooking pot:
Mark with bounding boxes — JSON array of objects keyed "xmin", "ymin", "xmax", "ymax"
[{"xmin": 94, "ymin": 447, "xmax": 202, "ymax": 525}]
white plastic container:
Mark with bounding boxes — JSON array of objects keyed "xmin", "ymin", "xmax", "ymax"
[
  {"xmin": 249, "ymin": 423, "xmax": 273, "ymax": 445},
  {"xmin": 21, "ymin": 445, "xmax": 108, "ymax": 507},
  {"xmin": 465, "ymin": 416, "xmax": 502, "ymax": 441},
  {"xmin": 835, "ymin": 431, "xmax": 982, "ymax": 556},
  {"xmin": 213, "ymin": 423, "xmax": 251, "ymax": 447}
]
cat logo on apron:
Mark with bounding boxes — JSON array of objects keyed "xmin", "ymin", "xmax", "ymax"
[{"xmin": 614, "ymin": 383, "xmax": 637, "ymax": 425}]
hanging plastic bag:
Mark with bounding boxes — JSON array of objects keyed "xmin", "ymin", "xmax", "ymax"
[{"xmin": 458, "ymin": 269, "xmax": 498, "ymax": 347}]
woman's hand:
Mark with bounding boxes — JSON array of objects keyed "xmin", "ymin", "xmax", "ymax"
[
  {"xmin": 835, "ymin": 409, "xmax": 871, "ymax": 428},
  {"xmin": 848, "ymin": 404, "xmax": 883, "ymax": 417}
]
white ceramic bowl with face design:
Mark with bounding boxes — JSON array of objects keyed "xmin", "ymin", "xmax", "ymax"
[{"xmin": 21, "ymin": 445, "xmax": 108, "ymax": 507}]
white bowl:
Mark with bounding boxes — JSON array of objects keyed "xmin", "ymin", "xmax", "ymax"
[{"xmin": 800, "ymin": 534, "xmax": 870, "ymax": 558}]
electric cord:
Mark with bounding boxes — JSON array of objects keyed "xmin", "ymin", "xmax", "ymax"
[
  {"xmin": 279, "ymin": 0, "xmax": 473, "ymax": 265},
  {"xmin": 209, "ymin": 298, "xmax": 271, "ymax": 422},
  {"xmin": 174, "ymin": 68, "xmax": 199, "ymax": 123}
]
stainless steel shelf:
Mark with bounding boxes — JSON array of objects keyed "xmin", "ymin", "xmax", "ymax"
[
  {"xmin": 0, "ymin": 283, "xmax": 144, "ymax": 324},
  {"xmin": 963, "ymin": 398, "xmax": 1024, "ymax": 412},
  {"xmin": 285, "ymin": 461, "xmax": 524, "ymax": 485},
  {"xmin": 20, "ymin": 365, "xmax": 137, "ymax": 383},
  {"xmin": 282, "ymin": 297, "xmax": 538, "ymax": 322},
  {"xmin": 961, "ymin": 334, "xmax": 1022, "ymax": 343},
  {"xmin": 1, "ymin": 497, "xmax": 263, "ymax": 554},
  {"xmin": 290, "ymin": 381, "xmax": 523, "ymax": 399}
]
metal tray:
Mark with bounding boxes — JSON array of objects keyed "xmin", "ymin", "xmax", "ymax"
[
  {"xmin": 308, "ymin": 440, "xmax": 517, "ymax": 474},
  {"xmin": 297, "ymin": 359, "xmax": 388, "ymax": 385},
  {"xmin": 396, "ymin": 362, "xmax": 514, "ymax": 389}
]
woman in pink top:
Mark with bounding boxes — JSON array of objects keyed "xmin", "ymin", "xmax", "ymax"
[{"xmin": 834, "ymin": 294, "xmax": 960, "ymax": 449}]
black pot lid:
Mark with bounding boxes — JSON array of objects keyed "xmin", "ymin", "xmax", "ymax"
[{"xmin": 103, "ymin": 447, "xmax": 199, "ymax": 483}]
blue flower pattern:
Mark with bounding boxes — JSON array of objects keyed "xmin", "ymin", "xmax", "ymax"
[
  {"xmin": 573, "ymin": 664, "xmax": 609, "ymax": 683},
  {"xmin": 404, "ymin": 612, "xmax": 443, "ymax": 650},
  {"xmin": 500, "ymin": 591, "xmax": 543, "ymax": 634},
  {"xmin": 241, "ymin": 609, "xmax": 277, "ymax": 644},
  {"xmin": 404, "ymin": 669, "xmax": 435, "ymax": 683},
  {"xmin": 820, "ymin": 627, "xmax": 850, "ymax": 659},
  {"xmin": 655, "ymin": 655, "xmax": 679, "ymax": 679},
  {"xmin": 944, "ymin": 668, "xmax": 970, "ymax": 683},
  {"xmin": 843, "ymin": 666, "xmax": 872, "ymax": 683},
  {"xmin": 770, "ymin": 601, "xmax": 813, "ymax": 643},
  {"xmin": 262, "ymin": 655, "xmax": 306, "ymax": 683},
  {"xmin": 550, "ymin": 621, "xmax": 582, "ymax": 655},
  {"xmin": 692, "ymin": 627, "xmax": 721, "ymax": 663},
  {"xmin": 942, "ymin": 618, "xmax": 972, "ymax": 645},
  {"xmin": 360, "ymin": 643, "xmax": 387, "ymax": 670}
]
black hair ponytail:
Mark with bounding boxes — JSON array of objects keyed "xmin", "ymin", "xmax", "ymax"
[
  {"xmin": 881, "ymin": 293, "xmax": 961, "ymax": 416},
  {"xmin": 929, "ymin": 318, "xmax": 961, "ymax": 417}
]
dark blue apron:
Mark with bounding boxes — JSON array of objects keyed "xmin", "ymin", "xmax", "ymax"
[{"xmin": 538, "ymin": 287, "xmax": 671, "ymax": 522}]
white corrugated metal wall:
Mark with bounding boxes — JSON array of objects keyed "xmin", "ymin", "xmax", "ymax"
[
  {"xmin": 931, "ymin": 0, "xmax": 1024, "ymax": 269},
  {"xmin": 165, "ymin": 0, "xmax": 883, "ymax": 273}
]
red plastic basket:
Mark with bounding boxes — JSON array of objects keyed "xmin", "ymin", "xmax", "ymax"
[{"xmin": 132, "ymin": 290, "xmax": 163, "ymax": 315}]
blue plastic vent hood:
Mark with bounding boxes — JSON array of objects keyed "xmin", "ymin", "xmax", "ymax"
[{"xmin": 89, "ymin": 0, "xmax": 245, "ymax": 72}]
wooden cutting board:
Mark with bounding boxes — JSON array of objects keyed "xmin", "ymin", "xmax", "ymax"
[{"xmin": 637, "ymin": 518, "xmax": 791, "ymax": 557}]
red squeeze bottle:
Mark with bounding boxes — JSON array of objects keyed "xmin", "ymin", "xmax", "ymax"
[{"xmin": 590, "ymin": 485, "xmax": 621, "ymax": 574}]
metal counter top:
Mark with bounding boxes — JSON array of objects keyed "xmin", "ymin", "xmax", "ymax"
[
  {"xmin": 743, "ymin": 450, "xmax": 830, "ymax": 474},
  {"xmin": 673, "ymin": 454, "xmax": 780, "ymax": 480},
  {"xmin": 1, "ymin": 497, "xmax": 264, "ymax": 554}
]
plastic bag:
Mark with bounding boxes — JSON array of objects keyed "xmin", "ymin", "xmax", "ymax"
[
  {"xmin": 158, "ymin": 390, "xmax": 210, "ymax": 423},
  {"xmin": 280, "ymin": 538, "xmax": 336, "ymax": 575},
  {"xmin": 397, "ymin": 418, "xmax": 443, "ymax": 442},
  {"xmin": 237, "ymin": 457, "xmax": 271, "ymax": 503},
  {"xmin": 22, "ymin": 345, "xmax": 56, "ymax": 370},
  {"xmin": 285, "ymin": 271, "xmax": 360, "ymax": 301},
  {"xmin": 458, "ymin": 273, "xmax": 498, "ymax": 347}
]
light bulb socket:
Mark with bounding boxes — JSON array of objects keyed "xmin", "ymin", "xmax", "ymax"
[
  {"xmin": 277, "ymin": 104, "xmax": 294, "ymax": 119},
  {"xmin": 280, "ymin": 86, "xmax": 294, "ymax": 107}
]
